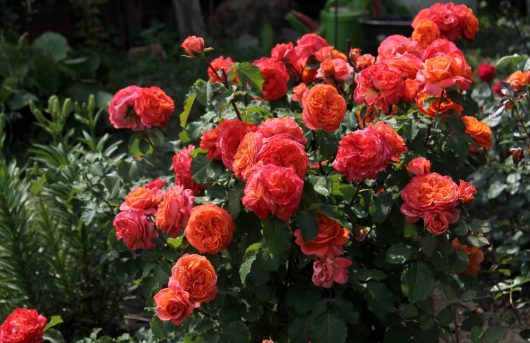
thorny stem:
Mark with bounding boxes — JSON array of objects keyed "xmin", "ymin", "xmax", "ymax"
[
  {"xmin": 201, "ymin": 55, "xmax": 242, "ymax": 120},
  {"xmin": 424, "ymin": 91, "xmax": 445, "ymax": 145},
  {"xmin": 453, "ymin": 305, "xmax": 460, "ymax": 343}
]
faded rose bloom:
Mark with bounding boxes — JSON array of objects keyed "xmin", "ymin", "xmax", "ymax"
[
  {"xmin": 108, "ymin": 85, "xmax": 145, "ymax": 130},
  {"xmin": 312, "ymin": 256, "xmax": 352, "ymax": 288}
]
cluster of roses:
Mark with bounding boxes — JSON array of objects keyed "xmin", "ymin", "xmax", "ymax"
[
  {"xmin": 401, "ymin": 157, "xmax": 476, "ymax": 235},
  {"xmin": 0, "ymin": 308, "xmax": 47, "ymax": 343},
  {"xmin": 294, "ymin": 214, "xmax": 351, "ymax": 288},
  {"xmin": 108, "ymin": 85, "xmax": 174, "ymax": 131},
  {"xmin": 153, "ymin": 254, "xmax": 218, "ymax": 326}
]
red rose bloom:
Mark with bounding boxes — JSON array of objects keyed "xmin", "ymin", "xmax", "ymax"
[
  {"xmin": 172, "ymin": 145, "xmax": 202, "ymax": 195},
  {"xmin": 0, "ymin": 308, "xmax": 47, "ymax": 343},
  {"xmin": 242, "ymin": 164, "xmax": 304, "ymax": 221},
  {"xmin": 412, "ymin": 3, "xmax": 479, "ymax": 41},
  {"xmin": 458, "ymin": 180, "xmax": 477, "ymax": 203},
  {"xmin": 406, "ymin": 157, "xmax": 431, "ymax": 176},
  {"xmin": 216, "ymin": 120, "xmax": 257, "ymax": 171},
  {"xmin": 113, "ymin": 210, "xmax": 158, "ymax": 250},
  {"xmin": 312, "ymin": 256, "xmax": 352, "ymax": 288},
  {"xmin": 354, "ymin": 63, "xmax": 405, "ymax": 113},
  {"xmin": 208, "ymin": 56, "xmax": 238, "ymax": 84},
  {"xmin": 134, "ymin": 86, "xmax": 175, "ymax": 128},
  {"xmin": 256, "ymin": 136, "xmax": 309, "ymax": 179},
  {"xmin": 257, "ymin": 117, "xmax": 307, "ymax": 145},
  {"xmin": 199, "ymin": 126, "xmax": 220, "ymax": 160},
  {"xmin": 253, "ymin": 57, "xmax": 290, "ymax": 101},
  {"xmin": 332, "ymin": 127, "xmax": 393, "ymax": 182},
  {"xmin": 477, "ymin": 63, "xmax": 496, "ymax": 83}
]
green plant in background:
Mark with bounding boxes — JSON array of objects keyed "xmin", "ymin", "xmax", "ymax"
[{"xmin": 0, "ymin": 95, "xmax": 142, "ymax": 340}]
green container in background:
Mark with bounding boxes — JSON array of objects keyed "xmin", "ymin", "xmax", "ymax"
[{"xmin": 320, "ymin": 0, "xmax": 365, "ymax": 53}]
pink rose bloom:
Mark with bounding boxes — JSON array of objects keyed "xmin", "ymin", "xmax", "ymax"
[
  {"xmin": 406, "ymin": 157, "xmax": 431, "ymax": 176},
  {"xmin": 256, "ymin": 136, "xmax": 309, "ymax": 179},
  {"xmin": 317, "ymin": 58, "xmax": 354, "ymax": 83},
  {"xmin": 242, "ymin": 164, "xmax": 304, "ymax": 221},
  {"xmin": 257, "ymin": 116, "xmax": 307, "ymax": 145},
  {"xmin": 377, "ymin": 35, "xmax": 420, "ymax": 60},
  {"xmin": 215, "ymin": 120, "xmax": 257, "ymax": 171},
  {"xmin": 172, "ymin": 145, "xmax": 202, "ymax": 195},
  {"xmin": 354, "ymin": 63, "xmax": 405, "ymax": 113},
  {"xmin": 312, "ymin": 256, "xmax": 352, "ymax": 288},
  {"xmin": 253, "ymin": 57, "xmax": 290, "ymax": 101},
  {"xmin": 332, "ymin": 127, "xmax": 393, "ymax": 182},
  {"xmin": 113, "ymin": 210, "xmax": 158, "ymax": 250},
  {"xmin": 154, "ymin": 287, "xmax": 194, "ymax": 326},
  {"xmin": 423, "ymin": 209, "xmax": 460, "ymax": 235},
  {"xmin": 108, "ymin": 85, "xmax": 145, "ymax": 131},
  {"xmin": 155, "ymin": 185, "xmax": 194, "ymax": 237},
  {"xmin": 421, "ymin": 38, "xmax": 462, "ymax": 61},
  {"xmin": 295, "ymin": 33, "xmax": 329, "ymax": 66},
  {"xmin": 384, "ymin": 53, "xmax": 423, "ymax": 80},
  {"xmin": 292, "ymin": 83, "xmax": 308, "ymax": 103}
]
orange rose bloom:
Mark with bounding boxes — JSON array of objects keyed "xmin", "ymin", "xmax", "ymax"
[
  {"xmin": 232, "ymin": 132, "xmax": 262, "ymax": 180},
  {"xmin": 458, "ymin": 180, "xmax": 477, "ymax": 203},
  {"xmin": 417, "ymin": 54, "xmax": 473, "ymax": 94},
  {"xmin": 411, "ymin": 19, "xmax": 440, "ymax": 49},
  {"xmin": 416, "ymin": 92, "xmax": 463, "ymax": 118},
  {"xmin": 120, "ymin": 186, "xmax": 163, "ymax": 214},
  {"xmin": 302, "ymin": 84, "xmax": 346, "ymax": 132},
  {"xmin": 169, "ymin": 254, "xmax": 217, "ymax": 305},
  {"xmin": 134, "ymin": 86, "xmax": 175, "ymax": 128},
  {"xmin": 403, "ymin": 79, "xmax": 418, "ymax": 102},
  {"xmin": 451, "ymin": 239, "xmax": 484, "ymax": 276},
  {"xmin": 184, "ymin": 203, "xmax": 235, "ymax": 254},
  {"xmin": 294, "ymin": 214, "xmax": 350, "ymax": 257},
  {"xmin": 153, "ymin": 287, "xmax": 194, "ymax": 325},
  {"xmin": 461, "ymin": 116, "xmax": 492, "ymax": 150},
  {"xmin": 256, "ymin": 136, "xmax": 309, "ymax": 179},
  {"xmin": 506, "ymin": 70, "xmax": 530, "ymax": 92}
]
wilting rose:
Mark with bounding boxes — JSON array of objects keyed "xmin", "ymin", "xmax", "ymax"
[
  {"xmin": 416, "ymin": 54, "xmax": 473, "ymax": 94},
  {"xmin": 242, "ymin": 164, "xmax": 304, "ymax": 221},
  {"xmin": 406, "ymin": 157, "xmax": 431, "ymax": 176},
  {"xmin": 312, "ymin": 256, "xmax": 352, "ymax": 288},
  {"xmin": 155, "ymin": 185, "xmax": 194, "ymax": 238},
  {"xmin": 371, "ymin": 121, "xmax": 407, "ymax": 162},
  {"xmin": 253, "ymin": 57, "xmax": 290, "ymax": 101},
  {"xmin": 184, "ymin": 203, "xmax": 235, "ymax": 254},
  {"xmin": 477, "ymin": 63, "xmax": 496, "ymax": 83},
  {"xmin": 377, "ymin": 35, "xmax": 420, "ymax": 60},
  {"xmin": 154, "ymin": 287, "xmax": 194, "ymax": 325},
  {"xmin": 169, "ymin": 254, "xmax": 217, "ymax": 305},
  {"xmin": 461, "ymin": 116, "xmax": 492, "ymax": 150},
  {"xmin": 411, "ymin": 19, "xmax": 440, "ymax": 49},
  {"xmin": 294, "ymin": 214, "xmax": 349, "ymax": 257},
  {"xmin": 451, "ymin": 239, "xmax": 484, "ymax": 276},
  {"xmin": 108, "ymin": 85, "xmax": 145, "ymax": 130},
  {"xmin": 256, "ymin": 136, "xmax": 309, "ymax": 179},
  {"xmin": 134, "ymin": 86, "xmax": 175, "ymax": 128},
  {"xmin": 208, "ymin": 56, "xmax": 237, "ymax": 84},
  {"xmin": 332, "ymin": 127, "xmax": 393, "ymax": 182},
  {"xmin": 181, "ymin": 35, "xmax": 204, "ymax": 57},
  {"xmin": 354, "ymin": 63, "xmax": 404, "ymax": 113},
  {"xmin": 302, "ymin": 84, "xmax": 346, "ymax": 132},
  {"xmin": 172, "ymin": 145, "xmax": 202, "ymax": 195},
  {"xmin": 113, "ymin": 210, "xmax": 158, "ymax": 251},
  {"xmin": 458, "ymin": 180, "xmax": 477, "ymax": 203},
  {"xmin": 0, "ymin": 308, "xmax": 47, "ymax": 343}
]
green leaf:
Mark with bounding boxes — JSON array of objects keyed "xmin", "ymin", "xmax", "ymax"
[
  {"xmin": 295, "ymin": 210, "xmax": 319, "ymax": 242},
  {"xmin": 484, "ymin": 326, "xmax": 507, "ymax": 343},
  {"xmin": 180, "ymin": 94, "xmax": 196, "ymax": 128},
  {"xmin": 311, "ymin": 311, "xmax": 347, "ymax": 343},
  {"xmin": 365, "ymin": 282, "xmax": 394, "ymax": 318},
  {"xmin": 386, "ymin": 243, "xmax": 415, "ymax": 264},
  {"xmin": 369, "ymin": 192, "xmax": 393, "ymax": 224},
  {"xmin": 471, "ymin": 326, "xmax": 484, "ymax": 343},
  {"xmin": 226, "ymin": 182, "xmax": 244, "ymax": 219},
  {"xmin": 222, "ymin": 321, "xmax": 250, "ymax": 343},
  {"xmin": 167, "ymin": 235, "xmax": 184, "ymax": 249},
  {"xmin": 239, "ymin": 243, "xmax": 261, "ymax": 286},
  {"xmin": 312, "ymin": 176, "xmax": 330, "ymax": 197},
  {"xmin": 192, "ymin": 155, "xmax": 223, "ymax": 183},
  {"xmin": 401, "ymin": 262, "xmax": 436, "ymax": 303},
  {"xmin": 236, "ymin": 62, "xmax": 264, "ymax": 90},
  {"xmin": 44, "ymin": 315, "xmax": 63, "ymax": 331},
  {"xmin": 496, "ymin": 54, "xmax": 527, "ymax": 68},
  {"xmin": 420, "ymin": 235, "xmax": 438, "ymax": 257},
  {"xmin": 32, "ymin": 32, "xmax": 71, "ymax": 62},
  {"xmin": 262, "ymin": 217, "xmax": 291, "ymax": 257}
]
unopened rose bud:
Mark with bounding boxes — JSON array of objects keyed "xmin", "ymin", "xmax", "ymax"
[{"xmin": 181, "ymin": 35, "xmax": 205, "ymax": 57}]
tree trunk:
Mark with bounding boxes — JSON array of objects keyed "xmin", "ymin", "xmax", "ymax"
[{"xmin": 172, "ymin": 0, "xmax": 206, "ymax": 38}]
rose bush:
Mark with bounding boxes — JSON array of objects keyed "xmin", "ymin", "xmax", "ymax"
[{"xmin": 102, "ymin": 3, "xmax": 521, "ymax": 342}]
